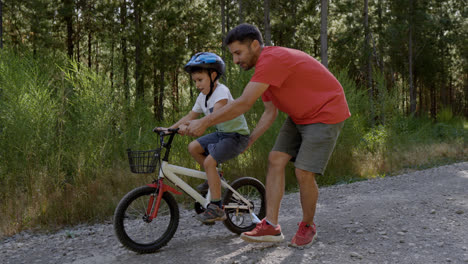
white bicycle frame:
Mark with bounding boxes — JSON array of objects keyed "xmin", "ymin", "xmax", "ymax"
[{"xmin": 159, "ymin": 161, "xmax": 261, "ymax": 223}]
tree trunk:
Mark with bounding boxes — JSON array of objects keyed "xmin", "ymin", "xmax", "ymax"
[
  {"xmin": 408, "ymin": 0, "xmax": 416, "ymax": 115},
  {"xmin": 88, "ymin": 31, "xmax": 92, "ymax": 68},
  {"xmin": 63, "ymin": 0, "xmax": 74, "ymax": 58},
  {"xmin": 418, "ymin": 76, "xmax": 423, "ymax": 115},
  {"xmin": 76, "ymin": 32, "xmax": 80, "ymax": 64},
  {"xmin": 153, "ymin": 64, "xmax": 158, "ymax": 120},
  {"xmin": 120, "ymin": 0, "xmax": 129, "ymax": 101},
  {"xmin": 110, "ymin": 38, "xmax": 114, "ymax": 90},
  {"xmin": 377, "ymin": 0, "xmax": 384, "ymax": 73},
  {"xmin": 171, "ymin": 70, "xmax": 179, "ymax": 120},
  {"xmin": 220, "ymin": 0, "xmax": 226, "ymax": 60},
  {"xmin": 226, "ymin": 0, "xmax": 230, "ymax": 32},
  {"xmin": 430, "ymin": 83, "xmax": 436, "ymax": 120},
  {"xmin": 364, "ymin": 0, "xmax": 374, "ymax": 124},
  {"xmin": 264, "ymin": 0, "xmax": 271, "ymax": 46},
  {"xmin": 0, "ymin": 0, "xmax": 3, "ymax": 49},
  {"xmin": 158, "ymin": 69, "xmax": 165, "ymax": 121},
  {"xmin": 320, "ymin": 0, "xmax": 328, "ymax": 68},
  {"xmin": 134, "ymin": 0, "xmax": 144, "ymax": 102},
  {"xmin": 238, "ymin": 0, "xmax": 243, "ymax": 23},
  {"xmin": 95, "ymin": 40, "xmax": 99, "ymax": 73}
]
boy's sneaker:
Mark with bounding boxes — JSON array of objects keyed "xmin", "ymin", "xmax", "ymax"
[
  {"xmin": 197, "ymin": 173, "xmax": 224, "ymax": 193},
  {"xmin": 240, "ymin": 219, "xmax": 284, "ymax": 243},
  {"xmin": 289, "ymin": 222, "xmax": 317, "ymax": 248},
  {"xmin": 195, "ymin": 203, "xmax": 227, "ymax": 224}
]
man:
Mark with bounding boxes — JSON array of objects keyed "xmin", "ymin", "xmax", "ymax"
[{"xmin": 184, "ymin": 23, "xmax": 350, "ymax": 248}]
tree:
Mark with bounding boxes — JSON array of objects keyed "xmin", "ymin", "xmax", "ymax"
[
  {"xmin": 320, "ymin": 0, "xmax": 328, "ymax": 67},
  {"xmin": 1, "ymin": 0, "xmax": 4, "ymax": 49},
  {"xmin": 264, "ymin": 0, "xmax": 271, "ymax": 46},
  {"xmin": 62, "ymin": 0, "xmax": 74, "ymax": 58},
  {"xmin": 408, "ymin": 0, "xmax": 415, "ymax": 115},
  {"xmin": 120, "ymin": 0, "xmax": 129, "ymax": 101},
  {"xmin": 134, "ymin": 0, "xmax": 144, "ymax": 102},
  {"xmin": 363, "ymin": 0, "xmax": 374, "ymax": 124},
  {"xmin": 238, "ymin": 0, "xmax": 243, "ymax": 23},
  {"xmin": 221, "ymin": 0, "xmax": 226, "ymax": 59}
]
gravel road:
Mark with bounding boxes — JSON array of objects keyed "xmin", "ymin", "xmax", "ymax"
[{"xmin": 2, "ymin": 162, "xmax": 467, "ymax": 264}]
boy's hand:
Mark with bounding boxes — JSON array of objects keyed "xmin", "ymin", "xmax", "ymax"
[{"xmin": 153, "ymin": 126, "xmax": 168, "ymax": 133}]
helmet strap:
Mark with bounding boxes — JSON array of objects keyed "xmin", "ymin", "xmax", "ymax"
[{"xmin": 205, "ymin": 70, "xmax": 217, "ymax": 108}]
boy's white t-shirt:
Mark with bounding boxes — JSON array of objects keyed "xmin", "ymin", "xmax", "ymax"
[{"xmin": 192, "ymin": 83, "xmax": 250, "ymax": 135}]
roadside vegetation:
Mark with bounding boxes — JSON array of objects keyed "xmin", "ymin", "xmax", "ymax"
[{"xmin": 0, "ymin": 50, "xmax": 465, "ymax": 236}]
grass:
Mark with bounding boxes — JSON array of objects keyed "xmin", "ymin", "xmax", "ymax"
[{"xmin": 0, "ymin": 49, "xmax": 466, "ymax": 237}]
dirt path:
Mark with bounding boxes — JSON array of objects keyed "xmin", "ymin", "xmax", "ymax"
[{"xmin": 2, "ymin": 162, "xmax": 468, "ymax": 264}]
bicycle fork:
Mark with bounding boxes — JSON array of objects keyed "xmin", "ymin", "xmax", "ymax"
[{"xmin": 145, "ymin": 179, "xmax": 181, "ymax": 221}]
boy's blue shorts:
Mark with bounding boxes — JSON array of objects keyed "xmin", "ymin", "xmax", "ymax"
[{"xmin": 197, "ymin": 132, "xmax": 249, "ymax": 164}]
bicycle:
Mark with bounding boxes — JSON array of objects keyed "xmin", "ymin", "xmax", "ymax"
[{"xmin": 113, "ymin": 128, "xmax": 266, "ymax": 253}]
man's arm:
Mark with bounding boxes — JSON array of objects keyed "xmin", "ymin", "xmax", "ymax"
[
  {"xmin": 170, "ymin": 111, "xmax": 200, "ymax": 129},
  {"xmin": 246, "ymin": 100, "xmax": 278, "ymax": 150},
  {"xmin": 185, "ymin": 82, "xmax": 270, "ymax": 137}
]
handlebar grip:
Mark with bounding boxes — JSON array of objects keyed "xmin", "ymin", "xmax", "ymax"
[{"xmin": 152, "ymin": 127, "xmax": 179, "ymax": 135}]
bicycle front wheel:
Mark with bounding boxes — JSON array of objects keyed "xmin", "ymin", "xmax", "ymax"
[
  {"xmin": 222, "ymin": 177, "xmax": 266, "ymax": 234},
  {"xmin": 113, "ymin": 186, "xmax": 179, "ymax": 253}
]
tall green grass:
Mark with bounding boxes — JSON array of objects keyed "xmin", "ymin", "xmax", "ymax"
[{"xmin": 0, "ymin": 49, "xmax": 465, "ymax": 236}]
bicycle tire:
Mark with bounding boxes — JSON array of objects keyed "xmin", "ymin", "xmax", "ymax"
[
  {"xmin": 222, "ymin": 177, "xmax": 266, "ymax": 234},
  {"xmin": 113, "ymin": 185, "xmax": 179, "ymax": 253}
]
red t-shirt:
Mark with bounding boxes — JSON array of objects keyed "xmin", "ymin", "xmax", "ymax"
[{"xmin": 251, "ymin": 46, "xmax": 351, "ymax": 124}]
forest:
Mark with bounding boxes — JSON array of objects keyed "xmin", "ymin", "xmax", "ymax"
[{"xmin": 0, "ymin": 0, "xmax": 466, "ymax": 235}]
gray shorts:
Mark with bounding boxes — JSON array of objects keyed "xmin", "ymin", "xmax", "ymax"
[
  {"xmin": 197, "ymin": 132, "xmax": 249, "ymax": 164},
  {"xmin": 272, "ymin": 117, "xmax": 344, "ymax": 175}
]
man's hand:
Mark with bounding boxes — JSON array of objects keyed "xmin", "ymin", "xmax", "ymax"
[
  {"xmin": 241, "ymin": 137, "xmax": 254, "ymax": 153},
  {"xmin": 186, "ymin": 118, "xmax": 209, "ymax": 137},
  {"xmin": 177, "ymin": 124, "xmax": 188, "ymax": 135}
]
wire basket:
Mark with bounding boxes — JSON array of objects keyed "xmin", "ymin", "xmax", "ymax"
[{"xmin": 127, "ymin": 148, "xmax": 161, "ymax": 174}]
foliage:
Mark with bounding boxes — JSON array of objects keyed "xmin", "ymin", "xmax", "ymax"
[{"xmin": 0, "ymin": 0, "xmax": 466, "ymax": 235}]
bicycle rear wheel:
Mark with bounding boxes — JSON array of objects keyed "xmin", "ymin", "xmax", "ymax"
[
  {"xmin": 222, "ymin": 177, "xmax": 266, "ymax": 234},
  {"xmin": 113, "ymin": 186, "xmax": 179, "ymax": 253}
]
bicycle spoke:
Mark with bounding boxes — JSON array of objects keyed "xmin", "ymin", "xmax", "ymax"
[{"xmin": 122, "ymin": 192, "xmax": 172, "ymax": 245}]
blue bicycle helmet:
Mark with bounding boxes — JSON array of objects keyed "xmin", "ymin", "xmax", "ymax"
[
  {"xmin": 184, "ymin": 52, "xmax": 225, "ymax": 107},
  {"xmin": 184, "ymin": 52, "xmax": 225, "ymax": 77}
]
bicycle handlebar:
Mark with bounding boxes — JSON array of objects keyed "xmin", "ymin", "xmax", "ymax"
[
  {"xmin": 152, "ymin": 127, "xmax": 180, "ymax": 136},
  {"xmin": 152, "ymin": 127, "xmax": 179, "ymax": 161}
]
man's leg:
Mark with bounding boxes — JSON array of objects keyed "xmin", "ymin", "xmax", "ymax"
[
  {"xmin": 295, "ymin": 168, "xmax": 318, "ymax": 224},
  {"xmin": 239, "ymin": 150, "xmax": 289, "ymax": 243},
  {"xmin": 265, "ymin": 151, "xmax": 292, "ymax": 225},
  {"xmin": 288, "ymin": 167, "xmax": 318, "ymax": 248}
]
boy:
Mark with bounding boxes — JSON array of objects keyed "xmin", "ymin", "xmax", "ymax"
[{"xmin": 157, "ymin": 52, "xmax": 250, "ymax": 224}]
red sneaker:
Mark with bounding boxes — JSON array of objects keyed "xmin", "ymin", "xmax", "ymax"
[
  {"xmin": 240, "ymin": 219, "xmax": 284, "ymax": 243},
  {"xmin": 289, "ymin": 222, "xmax": 317, "ymax": 248}
]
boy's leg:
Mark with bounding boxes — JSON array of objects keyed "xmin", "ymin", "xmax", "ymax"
[
  {"xmin": 204, "ymin": 155, "xmax": 221, "ymax": 201},
  {"xmin": 195, "ymin": 154, "xmax": 226, "ymax": 223},
  {"xmin": 188, "ymin": 137, "xmax": 224, "ymax": 193},
  {"xmin": 188, "ymin": 140, "xmax": 207, "ymax": 166},
  {"xmin": 195, "ymin": 133, "xmax": 248, "ymax": 224}
]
